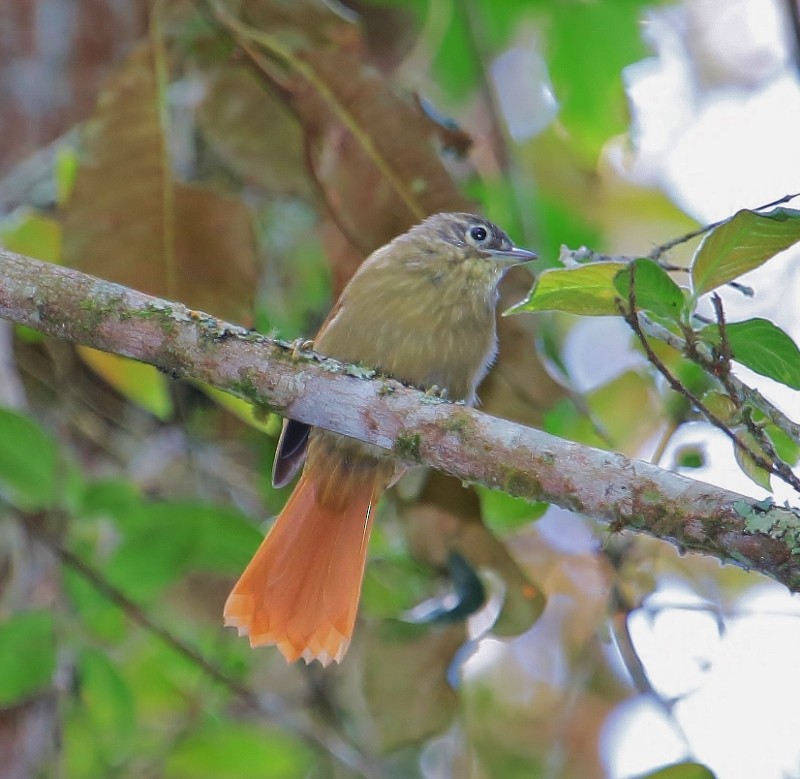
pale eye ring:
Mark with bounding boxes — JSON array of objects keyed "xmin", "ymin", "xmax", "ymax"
[{"xmin": 467, "ymin": 224, "xmax": 491, "ymax": 245}]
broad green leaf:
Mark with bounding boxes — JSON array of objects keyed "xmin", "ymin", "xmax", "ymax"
[
  {"xmin": 614, "ymin": 258, "xmax": 685, "ymax": 320},
  {"xmin": 164, "ymin": 723, "xmax": 312, "ymax": 779},
  {"xmin": 700, "ymin": 318, "xmax": 800, "ymax": 390},
  {"xmin": 507, "ymin": 263, "xmax": 627, "ymax": 316},
  {"xmin": 79, "ymin": 478, "xmax": 142, "ymax": 519},
  {"xmin": 77, "ymin": 648, "xmax": 136, "ymax": 761},
  {"xmin": 637, "ymin": 761, "xmax": 716, "ymax": 779},
  {"xmin": 0, "ymin": 408, "xmax": 58, "ymax": 509},
  {"xmin": 0, "ymin": 611, "xmax": 56, "ymax": 705},
  {"xmin": 79, "ymin": 347, "xmax": 173, "ymax": 420},
  {"xmin": 547, "ymin": 0, "xmax": 650, "ymax": 161},
  {"xmin": 691, "ymin": 208, "xmax": 800, "ymax": 296},
  {"xmin": 476, "ymin": 486, "xmax": 548, "ymax": 535},
  {"xmin": 107, "ymin": 502, "xmax": 263, "ymax": 595},
  {"xmin": 101, "ymin": 500, "xmax": 260, "ymax": 604},
  {"xmin": 733, "ymin": 430, "xmax": 772, "ymax": 492}
]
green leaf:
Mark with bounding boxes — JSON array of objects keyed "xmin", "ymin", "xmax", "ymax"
[
  {"xmin": 104, "ymin": 505, "xmax": 201, "ymax": 603},
  {"xmin": 636, "ymin": 761, "xmax": 716, "ymax": 779},
  {"xmin": 0, "ymin": 611, "xmax": 56, "ymax": 705},
  {"xmin": 733, "ymin": 430, "xmax": 772, "ymax": 492},
  {"xmin": 673, "ymin": 445, "xmax": 705, "ymax": 469},
  {"xmin": 506, "ymin": 263, "xmax": 627, "ymax": 316},
  {"xmin": 64, "ymin": 567, "xmax": 127, "ymax": 643},
  {"xmin": 79, "ymin": 478, "xmax": 142, "ymax": 519},
  {"xmin": 547, "ymin": 0, "xmax": 651, "ymax": 161},
  {"xmin": 104, "ymin": 502, "xmax": 263, "ymax": 602},
  {"xmin": 700, "ymin": 318, "xmax": 800, "ymax": 390},
  {"xmin": 476, "ymin": 486, "xmax": 548, "ymax": 534},
  {"xmin": 691, "ymin": 208, "xmax": 800, "ymax": 296},
  {"xmin": 0, "ymin": 408, "xmax": 58, "ymax": 509},
  {"xmin": 765, "ymin": 423, "xmax": 800, "ymax": 466},
  {"xmin": 77, "ymin": 648, "xmax": 136, "ymax": 762},
  {"xmin": 614, "ymin": 258, "xmax": 686, "ymax": 320},
  {"xmin": 164, "ymin": 723, "xmax": 312, "ymax": 779}
]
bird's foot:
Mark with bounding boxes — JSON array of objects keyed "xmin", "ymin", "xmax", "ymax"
[
  {"xmin": 424, "ymin": 385, "xmax": 448, "ymax": 399},
  {"xmin": 290, "ymin": 337, "xmax": 314, "ymax": 359}
]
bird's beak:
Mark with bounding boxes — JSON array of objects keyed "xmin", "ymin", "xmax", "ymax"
[{"xmin": 485, "ymin": 246, "xmax": 538, "ymax": 267}]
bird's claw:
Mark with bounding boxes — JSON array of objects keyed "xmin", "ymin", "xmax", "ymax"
[
  {"xmin": 424, "ymin": 385, "xmax": 448, "ymax": 399},
  {"xmin": 290, "ymin": 338, "xmax": 314, "ymax": 359}
]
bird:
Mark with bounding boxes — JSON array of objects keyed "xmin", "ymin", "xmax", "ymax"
[{"xmin": 223, "ymin": 212, "xmax": 536, "ymax": 666}]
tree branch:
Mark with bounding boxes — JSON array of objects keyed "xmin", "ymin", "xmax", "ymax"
[{"xmin": 1, "ymin": 247, "xmax": 800, "ymax": 591}]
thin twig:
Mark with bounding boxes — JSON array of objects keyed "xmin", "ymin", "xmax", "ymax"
[
  {"xmin": 638, "ymin": 313, "xmax": 800, "ymax": 444},
  {"xmin": 620, "ymin": 266, "xmax": 800, "ymax": 493},
  {"xmin": 648, "ymin": 192, "xmax": 800, "ymax": 260},
  {"xmin": 786, "ymin": 0, "xmax": 800, "ymax": 76},
  {"xmin": 20, "ymin": 514, "xmax": 383, "ymax": 779}
]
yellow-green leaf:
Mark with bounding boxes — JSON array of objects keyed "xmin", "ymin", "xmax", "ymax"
[
  {"xmin": 507, "ymin": 263, "xmax": 627, "ymax": 316},
  {"xmin": 78, "ymin": 348, "xmax": 173, "ymax": 420},
  {"xmin": 691, "ymin": 208, "xmax": 800, "ymax": 296}
]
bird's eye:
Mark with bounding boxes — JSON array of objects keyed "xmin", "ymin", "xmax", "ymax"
[{"xmin": 467, "ymin": 225, "xmax": 490, "ymax": 244}]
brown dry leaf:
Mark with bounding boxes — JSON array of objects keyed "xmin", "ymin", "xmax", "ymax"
[
  {"xmin": 362, "ymin": 620, "xmax": 463, "ymax": 752},
  {"xmin": 62, "ymin": 39, "xmax": 257, "ymax": 323},
  {"xmin": 404, "ymin": 472, "xmax": 546, "ymax": 639},
  {"xmin": 197, "ymin": 64, "xmax": 309, "ymax": 196},
  {"xmin": 213, "ymin": 3, "xmax": 475, "ymax": 256}
]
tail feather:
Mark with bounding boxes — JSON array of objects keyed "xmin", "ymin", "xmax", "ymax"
[{"xmin": 224, "ymin": 466, "xmax": 380, "ymax": 665}]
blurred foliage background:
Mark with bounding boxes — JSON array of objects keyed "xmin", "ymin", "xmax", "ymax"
[{"xmin": 0, "ymin": 1, "xmax": 799, "ymax": 778}]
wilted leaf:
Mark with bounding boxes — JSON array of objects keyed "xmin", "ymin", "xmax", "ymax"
[
  {"xmin": 700, "ymin": 318, "xmax": 800, "ymax": 390},
  {"xmin": 61, "ymin": 39, "xmax": 258, "ymax": 414},
  {"xmin": 363, "ymin": 621, "xmax": 463, "ymax": 751},
  {"xmin": 691, "ymin": 208, "xmax": 800, "ymax": 296},
  {"xmin": 614, "ymin": 258, "xmax": 686, "ymax": 321},
  {"xmin": 507, "ymin": 263, "xmax": 627, "ymax": 316},
  {"xmin": 216, "ymin": 4, "xmax": 474, "ymax": 257},
  {"xmin": 63, "ymin": 40, "xmax": 257, "ymax": 322},
  {"xmin": 0, "ymin": 611, "xmax": 55, "ymax": 705},
  {"xmin": 405, "ymin": 474, "xmax": 545, "ymax": 638},
  {"xmin": 197, "ymin": 64, "xmax": 308, "ymax": 195}
]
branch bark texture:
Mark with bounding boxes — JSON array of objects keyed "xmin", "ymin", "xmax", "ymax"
[{"xmin": 1, "ymin": 247, "xmax": 799, "ymax": 590}]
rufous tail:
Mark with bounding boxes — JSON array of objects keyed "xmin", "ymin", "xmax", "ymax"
[{"xmin": 224, "ymin": 466, "xmax": 381, "ymax": 666}]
